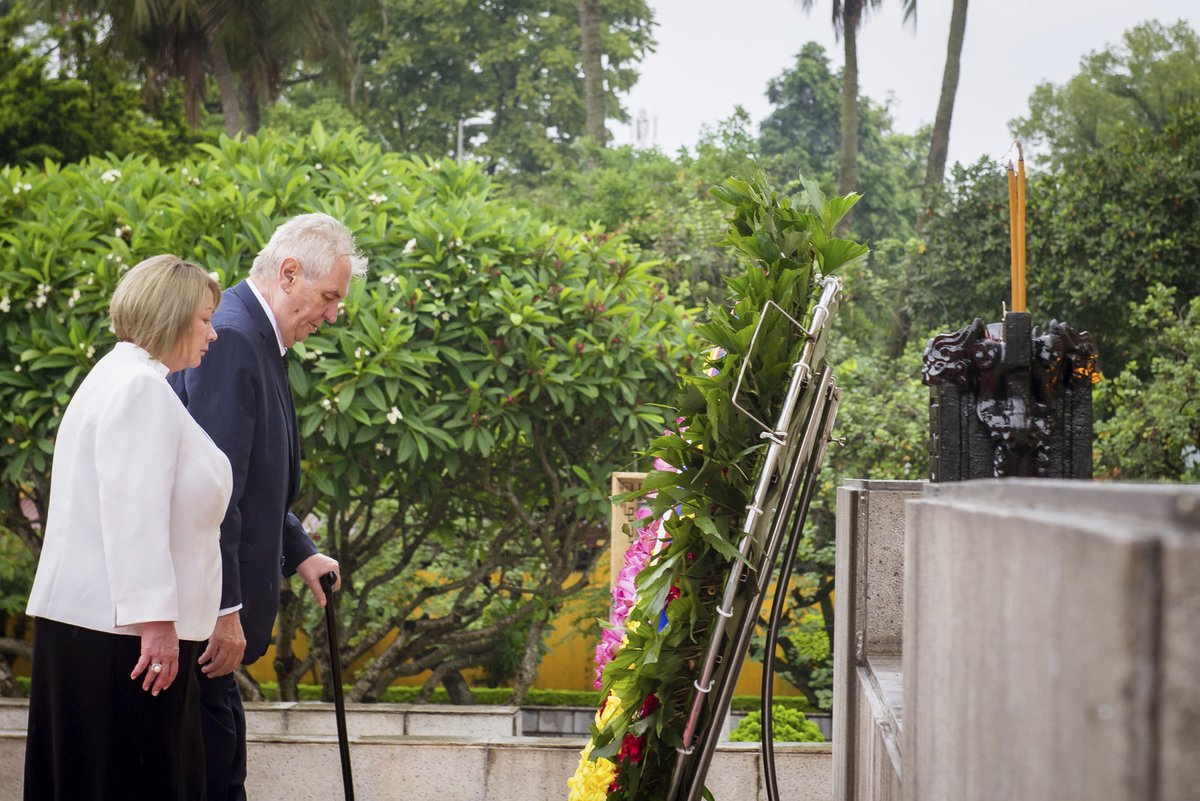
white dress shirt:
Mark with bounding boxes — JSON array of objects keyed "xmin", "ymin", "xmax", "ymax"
[
  {"xmin": 26, "ymin": 342, "xmax": 233, "ymax": 641},
  {"xmin": 246, "ymin": 277, "xmax": 287, "ymax": 356}
]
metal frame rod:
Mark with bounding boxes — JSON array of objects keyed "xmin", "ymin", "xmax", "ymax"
[{"xmin": 761, "ymin": 382, "xmax": 841, "ymax": 801}]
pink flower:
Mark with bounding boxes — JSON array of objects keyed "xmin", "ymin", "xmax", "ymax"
[
  {"xmin": 593, "ymin": 514, "xmax": 667, "ymax": 687},
  {"xmin": 653, "ymin": 456, "xmax": 681, "ymax": 474}
]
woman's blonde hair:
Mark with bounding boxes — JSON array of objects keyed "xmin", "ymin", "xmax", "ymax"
[{"xmin": 110, "ymin": 255, "xmax": 221, "ymax": 360}]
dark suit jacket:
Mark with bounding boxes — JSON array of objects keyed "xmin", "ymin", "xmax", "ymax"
[{"xmin": 169, "ymin": 279, "xmax": 317, "ymax": 663}]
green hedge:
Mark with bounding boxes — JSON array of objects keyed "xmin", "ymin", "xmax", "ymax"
[
  {"xmin": 249, "ymin": 680, "xmax": 812, "ymax": 711},
  {"xmin": 14, "ymin": 675, "xmax": 815, "ymax": 711}
]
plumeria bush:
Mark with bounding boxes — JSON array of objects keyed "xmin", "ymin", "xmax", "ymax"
[
  {"xmin": 569, "ymin": 172, "xmax": 866, "ymax": 801},
  {"xmin": 0, "ymin": 124, "xmax": 695, "ymax": 700}
]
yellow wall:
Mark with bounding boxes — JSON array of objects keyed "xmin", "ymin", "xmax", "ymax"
[
  {"xmin": 98, "ymin": 471, "xmax": 805, "ymax": 698},
  {"xmin": 250, "ymin": 555, "xmax": 802, "ymax": 698}
]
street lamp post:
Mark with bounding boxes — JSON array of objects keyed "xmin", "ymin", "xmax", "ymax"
[{"xmin": 456, "ymin": 117, "xmax": 492, "ymax": 161}]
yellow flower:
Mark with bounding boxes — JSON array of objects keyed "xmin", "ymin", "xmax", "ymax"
[
  {"xmin": 596, "ymin": 690, "xmax": 623, "ymax": 728},
  {"xmin": 567, "ymin": 742, "xmax": 617, "ymax": 801}
]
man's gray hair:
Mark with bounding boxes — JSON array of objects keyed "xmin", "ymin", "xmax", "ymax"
[{"xmin": 250, "ymin": 212, "xmax": 368, "ymax": 281}]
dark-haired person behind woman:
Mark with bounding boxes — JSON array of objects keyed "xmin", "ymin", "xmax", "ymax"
[{"xmin": 24, "ymin": 255, "xmax": 233, "ymax": 801}]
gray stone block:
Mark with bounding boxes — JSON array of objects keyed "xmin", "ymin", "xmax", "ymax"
[
  {"xmin": 0, "ymin": 700, "xmax": 27, "ymax": 733},
  {"xmin": 0, "ymin": 731, "xmax": 833, "ymax": 801},
  {"xmin": 902, "ymin": 479, "xmax": 1200, "ymax": 801},
  {"xmin": 1159, "ymin": 525, "xmax": 1200, "ymax": 801},
  {"xmin": 833, "ymin": 480, "xmax": 923, "ymax": 801}
]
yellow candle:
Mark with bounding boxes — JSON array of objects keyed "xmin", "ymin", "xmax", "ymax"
[
  {"xmin": 1015, "ymin": 155, "xmax": 1027, "ymax": 312},
  {"xmin": 1008, "ymin": 163, "xmax": 1019, "ymax": 312}
]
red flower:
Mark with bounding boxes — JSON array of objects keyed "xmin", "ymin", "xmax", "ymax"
[
  {"xmin": 665, "ymin": 585, "xmax": 681, "ymax": 606},
  {"xmin": 608, "ymin": 779, "xmax": 620, "ymax": 793},
  {"xmin": 618, "ymin": 733, "xmax": 645, "ymax": 764},
  {"xmin": 639, "ymin": 694, "xmax": 659, "ymax": 718}
]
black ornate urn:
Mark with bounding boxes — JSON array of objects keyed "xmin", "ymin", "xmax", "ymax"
[{"xmin": 921, "ymin": 311, "xmax": 1099, "ymax": 481}]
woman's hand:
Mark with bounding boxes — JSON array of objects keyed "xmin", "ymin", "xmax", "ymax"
[{"xmin": 131, "ymin": 620, "xmax": 179, "ymax": 696}]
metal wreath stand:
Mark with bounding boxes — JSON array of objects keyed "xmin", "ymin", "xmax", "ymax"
[{"xmin": 665, "ymin": 276, "xmax": 844, "ymax": 801}]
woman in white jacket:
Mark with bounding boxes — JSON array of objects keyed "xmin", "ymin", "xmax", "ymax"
[{"xmin": 24, "ymin": 255, "xmax": 233, "ymax": 800}]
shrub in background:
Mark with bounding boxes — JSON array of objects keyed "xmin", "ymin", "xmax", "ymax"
[{"xmin": 0, "ymin": 123, "xmax": 694, "ymax": 702}]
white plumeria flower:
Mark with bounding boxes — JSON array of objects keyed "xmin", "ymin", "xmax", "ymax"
[
  {"xmin": 100, "ymin": 169, "xmax": 121, "ymax": 183},
  {"xmin": 0, "ymin": 296, "xmax": 9, "ymax": 313},
  {"xmin": 321, "ymin": 398, "xmax": 333, "ymax": 410},
  {"xmin": 314, "ymin": 163, "xmax": 324, "ymax": 171},
  {"xmin": 368, "ymin": 192, "xmax": 387, "ymax": 206},
  {"xmin": 387, "ymin": 406, "xmax": 403, "ymax": 424},
  {"xmin": 403, "ymin": 238, "xmax": 417, "ymax": 254}
]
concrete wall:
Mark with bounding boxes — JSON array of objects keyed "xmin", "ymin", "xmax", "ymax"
[
  {"xmin": 0, "ymin": 700, "xmax": 833, "ymax": 801},
  {"xmin": 832, "ymin": 479, "xmax": 925, "ymax": 801},
  {"xmin": 903, "ymin": 480, "xmax": 1200, "ymax": 801}
]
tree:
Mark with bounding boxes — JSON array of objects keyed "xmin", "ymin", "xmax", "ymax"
[
  {"xmin": 921, "ymin": 0, "xmax": 968, "ymax": 212},
  {"xmin": 0, "ymin": 125, "xmax": 693, "ymax": 704},
  {"xmin": 759, "ymin": 43, "xmax": 843, "ymax": 181},
  {"xmin": 339, "ymin": 0, "xmax": 654, "ymax": 173},
  {"xmin": 579, "ymin": 0, "xmax": 605, "ymax": 144},
  {"xmin": 907, "ymin": 102, "xmax": 1200, "ymax": 375},
  {"xmin": 33, "ymin": 0, "xmax": 349, "ymax": 135},
  {"xmin": 797, "ymin": 0, "xmax": 916, "ymax": 206},
  {"xmin": 1010, "ymin": 19, "xmax": 1200, "ymax": 169},
  {"xmin": 1094, "ymin": 284, "xmax": 1200, "ymax": 482},
  {"xmin": 757, "ymin": 42, "xmax": 925, "ymax": 248},
  {"xmin": 0, "ymin": 6, "xmax": 201, "ymax": 164},
  {"xmin": 510, "ymin": 108, "xmax": 759, "ymax": 310}
]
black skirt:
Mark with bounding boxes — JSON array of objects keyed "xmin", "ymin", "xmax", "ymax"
[{"xmin": 24, "ymin": 618, "xmax": 206, "ymax": 801}]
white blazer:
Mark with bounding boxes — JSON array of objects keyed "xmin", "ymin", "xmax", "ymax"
[{"xmin": 26, "ymin": 342, "xmax": 233, "ymax": 642}]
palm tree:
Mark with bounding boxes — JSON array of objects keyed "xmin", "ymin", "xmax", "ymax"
[
  {"xmin": 921, "ymin": 0, "xmax": 969, "ymax": 215},
  {"xmin": 33, "ymin": 0, "xmax": 345, "ymax": 135},
  {"xmin": 579, "ymin": 0, "xmax": 605, "ymax": 144},
  {"xmin": 798, "ymin": 0, "xmax": 916, "ymax": 200}
]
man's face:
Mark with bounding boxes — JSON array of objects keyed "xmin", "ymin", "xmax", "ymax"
[{"xmin": 277, "ymin": 256, "xmax": 353, "ymax": 347}]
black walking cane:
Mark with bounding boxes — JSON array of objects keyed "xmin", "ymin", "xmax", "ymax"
[{"xmin": 320, "ymin": 571, "xmax": 355, "ymax": 801}]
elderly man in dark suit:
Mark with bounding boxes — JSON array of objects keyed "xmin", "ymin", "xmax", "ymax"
[{"xmin": 171, "ymin": 213, "xmax": 367, "ymax": 801}]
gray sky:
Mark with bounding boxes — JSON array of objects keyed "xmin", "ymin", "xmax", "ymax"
[{"xmin": 610, "ymin": 0, "xmax": 1200, "ymax": 170}]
